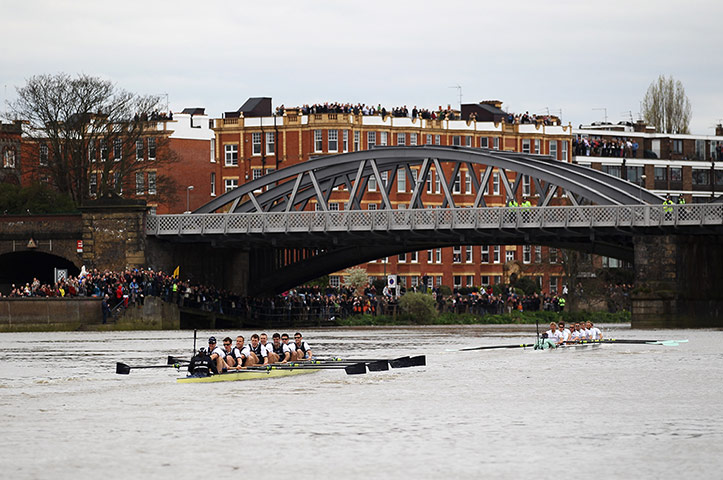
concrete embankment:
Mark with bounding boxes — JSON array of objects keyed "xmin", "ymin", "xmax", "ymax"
[{"xmin": 0, "ymin": 297, "xmax": 180, "ymax": 332}]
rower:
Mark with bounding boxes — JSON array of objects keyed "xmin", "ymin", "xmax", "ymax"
[
  {"xmin": 246, "ymin": 334, "xmax": 268, "ymax": 366},
  {"xmin": 221, "ymin": 337, "xmax": 237, "ymax": 368},
  {"xmin": 207, "ymin": 336, "xmax": 227, "ymax": 373},
  {"xmin": 293, "ymin": 332, "xmax": 313, "ymax": 360},
  {"xmin": 228, "ymin": 335, "xmax": 248, "ymax": 370},
  {"xmin": 259, "ymin": 333, "xmax": 271, "ymax": 362},
  {"xmin": 586, "ymin": 321, "xmax": 603, "ymax": 340},
  {"xmin": 282, "ymin": 333, "xmax": 296, "ymax": 358},
  {"xmin": 187, "ymin": 347, "xmax": 217, "ymax": 377},
  {"xmin": 268, "ymin": 333, "xmax": 291, "ymax": 364},
  {"xmin": 558, "ymin": 321, "xmax": 571, "ymax": 343},
  {"xmin": 569, "ymin": 323, "xmax": 581, "ymax": 342},
  {"xmin": 544, "ymin": 322, "xmax": 563, "ymax": 345}
]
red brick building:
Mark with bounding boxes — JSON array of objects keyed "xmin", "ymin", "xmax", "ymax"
[{"xmin": 212, "ymin": 99, "xmax": 572, "ymax": 293}]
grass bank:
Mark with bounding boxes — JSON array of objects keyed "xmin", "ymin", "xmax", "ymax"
[{"xmin": 334, "ymin": 310, "xmax": 631, "ymax": 327}]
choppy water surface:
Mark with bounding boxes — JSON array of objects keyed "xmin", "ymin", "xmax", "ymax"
[{"xmin": 1, "ymin": 325, "xmax": 721, "ymax": 479}]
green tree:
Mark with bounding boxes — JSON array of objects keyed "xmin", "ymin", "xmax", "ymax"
[
  {"xmin": 641, "ymin": 75, "xmax": 692, "ymax": 134},
  {"xmin": 8, "ymin": 73, "xmax": 179, "ymax": 206},
  {"xmin": 398, "ymin": 292, "xmax": 437, "ymax": 323},
  {"xmin": 0, "ymin": 183, "xmax": 76, "ymax": 214},
  {"xmin": 344, "ymin": 267, "xmax": 369, "ymax": 291}
]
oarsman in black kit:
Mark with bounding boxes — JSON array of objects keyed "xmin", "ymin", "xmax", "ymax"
[{"xmin": 187, "ymin": 348, "xmax": 218, "ymax": 377}]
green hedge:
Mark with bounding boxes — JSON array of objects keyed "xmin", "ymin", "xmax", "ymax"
[{"xmin": 333, "ymin": 310, "xmax": 630, "ymax": 327}]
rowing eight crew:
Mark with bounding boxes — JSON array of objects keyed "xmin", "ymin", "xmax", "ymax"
[
  {"xmin": 190, "ymin": 332, "xmax": 312, "ymax": 376},
  {"xmin": 545, "ymin": 321, "xmax": 603, "ymax": 345}
]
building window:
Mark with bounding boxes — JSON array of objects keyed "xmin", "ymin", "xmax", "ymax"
[
  {"xmin": 89, "ymin": 173, "xmax": 97, "ymax": 196},
  {"xmin": 39, "ymin": 145, "xmax": 48, "ymax": 166},
  {"xmin": 113, "ymin": 139, "xmax": 122, "ymax": 161},
  {"xmin": 465, "ymin": 171, "xmax": 472, "ymax": 194},
  {"xmin": 453, "ymin": 246, "xmax": 462, "ymax": 263},
  {"xmin": 224, "ymin": 178, "xmax": 238, "ymax": 193},
  {"xmin": 480, "ymin": 137, "xmax": 488, "ymax": 148},
  {"xmin": 493, "ymin": 246, "xmax": 500, "ymax": 263},
  {"xmin": 136, "ymin": 139, "xmax": 144, "ymax": 160},
  {"xmin": 534, "ymin": 139, "xmax": 541, "ymax": 154},
  {"xmin": 410, "ymin": 251, "xmax": 418, "ymax": 263},
  {"xmin": 148, "ymin": 138, "xmax": 156, "ymax": 160},
  {"xmin": 522, "ymin": 175, "xmax": 531, "ymax": 196},
  {"xmin": 481, "ymin": 275, "xmax": 490, "ymax": 286},
  {"xmin": 453, "ymin": 171, "xmax": 461, "ymax": 194},
  {"xmin": 550, "ymin": 277, "xmax": 558, "ymax": 294},
  {"xmin": 562, "ymin": 141, "xmax": 568, "ymax": 161},
  {"xmin": 671, "ymin": 167, "xmax": 682, "ymax": 182},
  {"xmin": 113, "ymin": 171, "xmax": 122, "ymax": 193},
  {"xmin": 224, "ymin": 144, "xmax": 238, "ymax": 166},
  {"xmin": 89, "ymin": 140, "xmax": 96, "ymax": 163},
  {"xmin": 314, "ymin": 130, "xmax": 323, "ymax": 152},
  {"xmin": 210, "ymin": 139, "xmax": 215, "ymax": 163},
  {"xmin": 454, "ymin": 275, "xmax": 462, "ymax": 288},
  {"xmin": 549, "ymin": 247, "xmax": 557, "ymax": 264},
  {"xmin": 398, "ymin": 253, "xmax": 407, "ymax": 263},
  {"xmin": 493, "ymin": 137, "xmax": 500, "ymax": 150},
  {"xmin": 100, "ymin": 140, "xmax": 108, "ymax": 161},
  {"xmin": 550, "ymin": 140, "xmax": 558, "ymax": 159},
  {"xmin": 465, "ymin": 246, "xmax": 473, "ymax": 263},
  {"xmin": 692, "ymin": 169, "xmax": 710, "ymax": 185},
  {"xmin": 378, "ymin": 131, "xmax": 387, "ymax": 146},
  {"xmin": 523, "ymin": 245, "xmax": 531, "ymax": 263},
  {"xmin": 427, "ymin": 249, "xmax": 434, "ymax": 263},
  {"xmin": 381, "ymin": 171, "xmax": 388, "ymax": 189},
  {"xmin": 329, "ymin": 202, "xmax": 339, "ymax": 211},
  {"xmin": 368, "ymin": 203, "xmax": 377, "ymax": 210},
  {"xmin": 266, "ymin": 132, "xmax": 275, "ymax": 155},
  {"xmin": 435, "ymin": 248, "xmax": 442, "ymax": 263},
  {"xmin": 328, "ymin": 130, "xmax": 338, "ymax": 152},
  {"xmin": 252, "ymin": 132, "xmax": 262, "ymax": 155},
  {"xmin": 354, "ymin": 131, "xmax": 360, "ymax": 151},
  {"xmin": 343, "ymin": 130, "xmax": 349, "ymax": 152},
  {"xmin": 427, "ymin": 171, "xmax": 434, "ymax": 194},
  {"xmin": 367, "ymin": 132, "xmax": 376, "ymax": 149},
  {"xmin": 136, "ymin": 172, "xmax": 145, "ymax": 195},
  {"xmin": 397, "ymin": 169, "xmax": 406, "ymax": 193},
  {"xmin": 436, "ymin": 276, "xmax": 443, "ymax": 287},
  {"xmin": 535, "ymin": 245, "xmax": 542, "ymax": 263},
  {"xmin": 654, "ymin": 167, "xmax": 667, "ymax": 181},
  {"xmin": 397, "ymin": 133, "xmax": 406, "ymax": 146},
  {"xmin": 252, "ymin": 169, "xmax": 263, "ymax": 181},
  {"xmin": 435, "ymin": 135, "xmax": 441, "ymax": 145},
  {"xmin": 452, "ymin": 135, "xmax": 461, "ymax": 146},
  {"xmin": 211, "ymin": 172, "xmax": 216, "ymax": 196},
  {"xmin": 506, "ymin": 250, "xmax": 515, "ymax": 262},
  {"xmin": 368, "ymin": 173, "xmax": 377, "ymax": 192},
  {"xmin": 410, "ymin": 133, "xmax": 418, "ymax": 146},
  {"xmin": 148, "ymin": 171, "xmax": 156, "ymax": 195},
  {"xmin": 426, "ymin": 134, "xmax": 432, "ymax": 145},
  {"xmin": 466, "ymin": 136, "xmax": 472, "ymax": 147},
  {"xmin": 466, "ymin": 275, "xmax": 475, "ymax": 287},
  {"xmin": 480, "ymin": 246, "xmax": 489, "ymax": 263},
  {"xmin": 673, "ymin": 140, "xmax": 683, "ymax": 154},
  {"xmin": 522, "ymin": 139, "xmax": 531, "ymax": 153},
  {"xmin": 493, "ymin": 172, "xmax": 500, "ymax": 195}
]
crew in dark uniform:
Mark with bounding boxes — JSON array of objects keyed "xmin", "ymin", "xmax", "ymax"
[{"xmin": 187, "ymin": 348, "xmax": 218, "ymax": 377}]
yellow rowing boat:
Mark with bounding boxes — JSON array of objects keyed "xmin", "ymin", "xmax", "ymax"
[{"xmin": 177, "ymin": 367, "xmax": 319, "ymax": 383}]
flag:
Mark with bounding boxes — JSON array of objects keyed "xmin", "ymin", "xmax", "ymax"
[{"xmin": 173, "ymin": 266, "xmax": 180, "ymax": 278}]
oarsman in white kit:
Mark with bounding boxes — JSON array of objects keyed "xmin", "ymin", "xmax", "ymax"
[
  {"xmin": 228, "ymin": 335, "xmax": 248, "ymax": 370},
  {"xmin": 292, "ymin": 332, "xmax": 313, "ymax": 360},
  {"xmin": 207, "ymin": 337, "xmax": 227, "ymax": 373},
  {"xmin": 586, "ymin": 321, "xmax": 603, "ymax": 340},
  {"xmin": 221, "ymin": 337, "xmax": 236, "ymax": 369},
  {"xmin": 267, "ymin": 333, "xmax": 291, "ymax": 364},
  {"xmin": 282, "ymin": 333, "xmax": 296, "ymax": 357},
  {"xmin": 558, "ymin": 321, "xmax": 571, "ymax": 343},
  {"xmin": 545, "ymin": 322, "xmax": 563, "ymax": 345},
  {"xmin": 578, "ymin": 322, "xmax": 591, "ymax": 340},
  {"xmin": 245, "ymin": 334, "xmax": 268, "ymax": 366}
]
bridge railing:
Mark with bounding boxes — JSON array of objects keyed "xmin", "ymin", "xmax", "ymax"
[{"xmin": 145, "ymin": 204, "xmax": 723, "ymax": 236}]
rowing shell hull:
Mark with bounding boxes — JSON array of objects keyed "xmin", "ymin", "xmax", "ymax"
[{"xmin": 177, "ymin": 368, "xmax": 319, "ymax": 383}]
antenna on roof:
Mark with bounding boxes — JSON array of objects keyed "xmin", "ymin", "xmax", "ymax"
[
  {"xmin": 449, "ymin": 84, "xmax": 462, "ymax": 110},
  {"xmin": 592, "ymin": 107, "xmax": 608, "ymax": 123},
  {"xmin": 622, "ymin": 110, "xmax": 633, "ymax": 123}
]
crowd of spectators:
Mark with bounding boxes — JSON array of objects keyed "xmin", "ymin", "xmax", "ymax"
[
  {"xmin": 275, "ymin": 103, "xmax": 459, "ymax": 121},
  {"xmin": 504, "ymin": 111, "xmax": 560, "ymax": 126},
  {"xmin": 2, "ymin": 266, "xmax": 591, "ymax": 325},
  {"xmin": 574, "ymin": 135, "xmax": 640, "ymax": 158}
]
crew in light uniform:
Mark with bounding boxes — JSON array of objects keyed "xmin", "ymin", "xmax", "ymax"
[
  {"xmin": 586, "ymin": 321, "xmax": 603, "ymax": 340},
  {"xmin": 577, "ymin": 323, "xmax": 590, "ymax": 341},
  {"xmin": 246, "ymin": 334, "xmax": 267, "ymax": 366},
  {"xmin": 292, "ymin": 332, "xmax": 313, "ymax": 360},
  {"xmin": 268, "ymin": 333, "xmax": 291, "ymax": 364},
  {"xmin": 282, "ymin": 333, "xmax": 296, "ymax": 357},
  {"xmin": 569, "ymin": 323, "xmax": 582, "ymax": 342},
  {"xmin": 545, "ymin": 322, "xmax": 563, "ymax": 345},
  {"xmin": 558, "ymin": 321, "xmax": 571, "ymax": 343},
  {"xmin": 207, "ymin": 337, "xmax": 227, "ymax": 373},
  {"xmin": 228, "ymin": 335, "xmax": 248, "ymax": 370},
  {"xmin": 259, "ymin": 333, "xmax": 272, "ymax": 364},
  {"xmin": 221, "ymin": 337, "xmax": 236, "ymax": 368}
]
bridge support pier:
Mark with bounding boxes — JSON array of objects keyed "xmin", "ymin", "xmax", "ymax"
[{"xmin": 633, "ymin": 234, "xmax": 723, "ymax": 328}]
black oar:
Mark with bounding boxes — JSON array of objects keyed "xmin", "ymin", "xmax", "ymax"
[
  {"xmin": 116, "ymin": 362, "xmax": 181, "ymax": 375},
  {"xmin": 317, "ymin": 355, "xmax": 426, "ymax": 369},
  {"xmin": 240, "ymin": 362, "xmax": 368, "ymax": 375},
  {"xmin": 455, "ymin": 343, "xmax": 536, "ymax": 352}
]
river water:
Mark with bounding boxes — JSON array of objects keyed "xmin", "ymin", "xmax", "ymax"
[{"xmin": 0, "ymin": 325, "xmax": 721, "ymax": 479}]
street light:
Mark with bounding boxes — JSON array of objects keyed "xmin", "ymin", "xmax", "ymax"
[
  {"xmin": 639, "ymin": 174, "xmax": 646, "ymax": 203},
  {"xmin": 185, "ymin": 185, "xmax": 194, "ymax": 213}
]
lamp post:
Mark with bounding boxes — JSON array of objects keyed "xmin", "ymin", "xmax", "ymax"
[
  {"xmin": 185, "ymin": 185, "xmax": 194, "ymax": 213},
  {"xmin": 639, "ymin": 174, "xmax": 646, "ymax": 204}
]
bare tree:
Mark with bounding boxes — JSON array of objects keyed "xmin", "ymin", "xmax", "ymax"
[
  {"xmin": 9, "ymin": 73, "xmax": 178, "ymax": 205},
  {"xmin": 641, "ymin": 75, "xmax": 692, "ymax": 134}
]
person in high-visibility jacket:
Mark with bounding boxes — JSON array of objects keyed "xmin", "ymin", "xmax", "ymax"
[
  {"xmin": 663, "ymin": 195, "xmax": 674, "ymax": 216},
  {"xmin": 557, "ymin": 296, "xmax": 566, "ymax": 312},
  {"xmin": 677, "ymin": 196, "xmax": 686, "ymax": 204}
]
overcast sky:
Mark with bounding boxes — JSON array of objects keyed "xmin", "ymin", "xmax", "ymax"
[{"xmin": 2, "ymin": 0, "xmax": 722, "ymax": 134}]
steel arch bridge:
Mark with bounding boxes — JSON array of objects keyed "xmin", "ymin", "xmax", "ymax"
[{"xmin": 150, "ymin": 146, "xmax": 680, "ymax": 295}]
